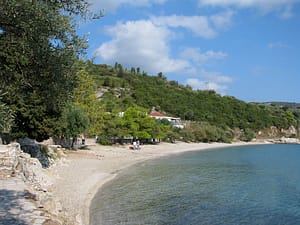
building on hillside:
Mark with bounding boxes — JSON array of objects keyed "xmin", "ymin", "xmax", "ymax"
[{"xmin": 149, "ymin": 109, "xmax": 184, "ymax": 128}]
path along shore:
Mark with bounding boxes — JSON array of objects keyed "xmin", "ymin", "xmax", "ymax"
[{"xmin": 45, "ymin": 140, "xmax": 269, "ymax": 225}]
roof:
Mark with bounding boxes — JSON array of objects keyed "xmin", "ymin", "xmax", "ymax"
[{"xmin": 149, "ymin": 111, "xmax": 167, "ymax": 117}]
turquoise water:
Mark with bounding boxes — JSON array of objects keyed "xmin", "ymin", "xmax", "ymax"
[{"xmin": 90, "ymin": 144, "xmax": 300, "ymax": 225}]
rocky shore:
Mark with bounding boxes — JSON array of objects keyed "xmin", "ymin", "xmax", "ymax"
[
  {"xmin": 0, "ymin": 143, "xmax": 64, "ymax": 224},
  {"xmin": 269, "ymin": 137, "xmax": 300, "ymax": 144}
]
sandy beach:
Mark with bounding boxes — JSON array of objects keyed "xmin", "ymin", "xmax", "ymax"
[{"xmin": 46, "ymin": 141, "xmax": 266, "ymax": 225}]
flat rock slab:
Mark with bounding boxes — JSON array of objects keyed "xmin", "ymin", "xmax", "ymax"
[{"xmin": 0, "ymin": 177, "xmax": 50, "ymax": 225}]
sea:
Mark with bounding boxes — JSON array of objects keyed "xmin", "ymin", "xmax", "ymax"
[{"xmin": 89, "ymin": 144, "xmax": 300, "ymax": 225}]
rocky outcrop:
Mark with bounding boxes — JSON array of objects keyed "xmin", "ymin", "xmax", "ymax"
[
  {"xmin": 17, "ymin": 138, "xmax": 51, "ymax": 168},
  {"xmin": 0, "ymin": 143, "xmax": 65, "ymax": 225},
  {"xmin": 271, "ymin": 137, "xmax": 300, "ymax": 144},
  {"xmin": 257, "ymin": 125, "xmax": 299, "ymax": 140},
  {"xmin": 0, "ymin": 142, "xmax": 53, "ymax": 190},
  {"xmin": 0, "ymin": 143, "xmax": 20, "ymax": 179}
]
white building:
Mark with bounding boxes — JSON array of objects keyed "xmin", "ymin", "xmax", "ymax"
[{"xmin": 149, "ymin": 110, "xmax": 184, "ymax": 128}]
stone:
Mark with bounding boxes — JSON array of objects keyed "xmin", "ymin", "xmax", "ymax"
[
  {"xmin": 0, "ymin": 144, "xmax": 63, "ymax": 225},
  {"xmin": 18, "ymin": 138, "xmax": 50, "ymax": 168},
  {"xmin": 0, "ymin": 143, "xmax": 20, "ymax": 179}
]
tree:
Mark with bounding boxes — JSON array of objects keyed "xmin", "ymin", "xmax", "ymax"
[
  {"xmin": 73, "ymin": 70, "xmax": 104, "ymax": 136},
  {"xmin": 97, "ymin": 111, "xmax": 123, "ymax": 145},
  {"xmin": 130, "ymin": 67, "xmax": 136, "ymax": 74},
  {"xmin": 157, "ymin": 72, "xmax": 166, "ymax": 80},
  {"xmin": 96, "ymin": 107, "xmax": 170, "ymax": 144},
  {"xmin": 0, "ymin": 0, "xmax": 93, "ymax": 141},
  {"xmin": 121, "ymin": 107, "xmax": 141, "ymax": 138},
  {"xmin": 121, "ymin": 107, "xmax": 169, "ymax": 141},
  {"xmin": 0, "ymin": 92, "xmax": 14, "ymax": 133},
  {"xmin": 0, "ymin": 92, "xmax": 14, "ymax": 144},
  {"xmin": 240, "ymin": 128, "xmax": 255, "ymax": 142},
  {"xmin": 285, "ymin": 110, "xmax": 297, "ymax": 126},
  {"xmin": 58, "ymin": 104, "xmax": 89, "ymax": 148},
  {"xmin": 117, "ymin": 64, "xmax": 124, "ymax": 77}
]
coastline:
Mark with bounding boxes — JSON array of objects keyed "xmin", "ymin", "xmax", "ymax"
[{"xmin": 46, "ymin": 140, "xmax": 269, "ymax": 225}]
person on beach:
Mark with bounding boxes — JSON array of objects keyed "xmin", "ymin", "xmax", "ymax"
[
  {"xmin": 137, "ymin": 140, "xmax": 141, "ymax": 150},
  {"xmin": 81, "ymin": 134, "xmax": 85, "ymax": 145},
  {"xmin": 133, "ymin": 141, "xmax": 137, "ymax": 150}
]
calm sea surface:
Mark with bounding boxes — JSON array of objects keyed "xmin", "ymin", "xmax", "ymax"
[{"xmin": 90, "ymin": 144, "xmax": 300, "ymax": 225}]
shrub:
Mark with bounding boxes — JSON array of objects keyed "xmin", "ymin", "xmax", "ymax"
[{"xmin": 240, "ymin": 128, "xmax": 256, "ymax": 142}]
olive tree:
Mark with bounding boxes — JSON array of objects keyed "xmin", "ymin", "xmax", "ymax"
[{"xmin": 0, "ymin": 0, "xmax": 99, "ymax": 141}]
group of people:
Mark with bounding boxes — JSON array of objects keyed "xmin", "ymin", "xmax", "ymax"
[{"xmin": 132, "ymin": 140, "xmax": 141, "ymax": 150}]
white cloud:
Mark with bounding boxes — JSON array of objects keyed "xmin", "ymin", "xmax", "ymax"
[
  {"xmin": 186, "ymin": 78, "xmax": 227, "ymax": 93},
  {"xmin": 94, "ymin": 20, "xmax": 189, "ymax": 73},
  {"xmin": 268, "ymin": 41, "xmax": 289, "ymax": 49},
  {"xmin": 280, "ymin": 4, "xmax": 293, "ymax": 19},
  {"xmin": 180, "ymin": 47, "xmax": 227, "ymax": 64},
  {"xmin": 152, "ymin": 15, "xmax": 217, "ymax": 38},
  {"xmin": 93, "ymin": 11, "xmax": 232, "ymax": 74},
  {"xmin": 198, "ymin": 0, "xmax": 295, "ymax": 9},
  {"xmin": 198, "ymin": 0, "xmax": 298, "ymax": 18},
  {"xmin": 92, "ymin": 10, "xmax": 233, "ymax": 83},
  {"xmin": 151, "ymin": 12, "xmax": 234, "ymax": 38},
  {"xmin": 186, "ymin": 78, "xmax": 208, "ymax": 89},
  {"xmin": 185, "ymin": 70, "xmax": 233, "ymax": 93},
  {"xmin": 201, "ymin": 70, "xmax": 233, "ymax": 83},
  {"xmin": 210, "ymin": 10, "xmax": 235, "ymax": 28},
  {"xmin": 88, "ymin": 0, "xmax": 166, "ymax": 13}
]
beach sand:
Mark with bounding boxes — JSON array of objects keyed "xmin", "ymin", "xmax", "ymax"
[{"xmin": 46, "ymin": 141, "xmax": 265, "ymax": 225}]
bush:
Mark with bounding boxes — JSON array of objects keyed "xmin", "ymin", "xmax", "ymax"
[
  {"xmin": 0, "ymin": 93, "xmax": 14, "ymax": 134},
  {"xmin": 178, "ymin": 122, "xmax": 233, "ymax": 143},
  {"xmin": 240, "ymin": 128, "xmax": 255, "ymax": 142},
  {"xmin": 97, "ymin": 135, "xmax": 113, "ymax": 145}
]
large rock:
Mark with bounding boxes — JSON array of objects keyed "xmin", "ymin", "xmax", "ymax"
[
  {"xmin": 0, "ymin": 143, "xmax": 20, "ymax": 178},
  {"xmin": 278, "ymin": 137, "xmax": 300, "ymax": 144},
  {"xmin": 18, "ymin": 151, "xmax": 53, "ymax": 189},
  {"xmin": 0, "ymin": 143, "xmax": 63, "ymax": 225},
  {"xmin": 18, "ymin": 138, "xmax": 51, "ymax": 168},
  {"xmin": 0, "ymin": 143, "xmax": 53, "ymax": 187}
]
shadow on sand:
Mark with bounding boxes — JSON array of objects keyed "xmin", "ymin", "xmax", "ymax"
[{"xmin": 0, "ymin": 189, "xmax": 35, "ymax": 225}]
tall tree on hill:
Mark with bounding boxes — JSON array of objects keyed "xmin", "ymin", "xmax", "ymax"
[
  {"xmin": 73, "ymin": 70, "xmax": 104, "ymax": 136},
  {"xmin": 0, "ymin": 0, "xmax": 98, "ymax": 141}
]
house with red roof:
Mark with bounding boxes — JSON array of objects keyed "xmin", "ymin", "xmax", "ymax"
[{"xmin": 149, "ymin": 109, "xmax": 184, "ymax": 128}]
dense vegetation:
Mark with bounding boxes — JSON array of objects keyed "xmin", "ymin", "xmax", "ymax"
[
  {"xmin": 0, "ymin": 92, "xmax": 14, "ymax": 138},
  {"xmin": 84, "ymin": 62, "xmax": 299, "ymax": 142},
  {"xmin": 0, "ymin": 1, "xmax": 299, "ymax": 146},
  {"xmin": 0, "ymin": 0, "xmax": 92, "ymax": 141}
]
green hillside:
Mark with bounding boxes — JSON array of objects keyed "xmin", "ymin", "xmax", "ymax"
[{"xmin": 85, "ymin": 61, "xmax": 299, "ymax": 133}]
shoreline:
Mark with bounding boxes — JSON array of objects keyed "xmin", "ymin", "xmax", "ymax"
[{"xmin": 47, "ymin": 141, "xmax": 269, "ymax": 225}]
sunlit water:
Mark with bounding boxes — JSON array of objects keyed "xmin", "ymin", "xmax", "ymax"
[{"xmin": 90, "ymin": 144, "xmax": 300, "ymax": 225}]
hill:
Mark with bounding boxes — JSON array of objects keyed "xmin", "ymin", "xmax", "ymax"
[
  {"xmin": 84, "ymin": 61, "xmax": 299, "ymax": 134},
  {"xmin": 262, "ymin": 102, "xmax": 300, "ymax": 111}
]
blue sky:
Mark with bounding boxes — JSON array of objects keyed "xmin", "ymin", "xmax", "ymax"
[{"xmin": 78, "ymin": 0, "xmax": 300, "ymax": 103}]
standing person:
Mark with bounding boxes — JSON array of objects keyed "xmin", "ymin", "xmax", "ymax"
[
  {"xmin": 133, "ymin": 140, "xmax": 137, "ymax": 150},
  {"xmin": 137, "ymin": 140, "xmax": 140, "ymax": 150},
  {"xmin": 81, "ymin": 134, "xmax": 85, "ymax": 145}
]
